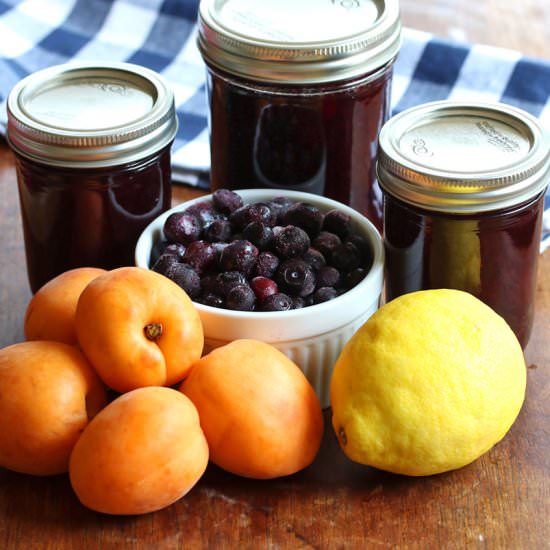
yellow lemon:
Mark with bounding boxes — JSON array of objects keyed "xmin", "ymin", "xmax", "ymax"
[{"xmin": 330, "ymin": 289, "xmax": 526, "ymax": 476}]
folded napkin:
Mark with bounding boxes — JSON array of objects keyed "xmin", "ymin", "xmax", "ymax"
[{"xmin": 0, "ymin": 0, "xmax": 549, "ymax": 249}]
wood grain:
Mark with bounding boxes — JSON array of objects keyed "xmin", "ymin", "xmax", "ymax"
[
  {"xmin": 400, "ymin": 0, "xmax": 550, "ymax": 58},
  {"xmin": 0, "ymin": 1, "xmax": 549, "ymax": 548}
]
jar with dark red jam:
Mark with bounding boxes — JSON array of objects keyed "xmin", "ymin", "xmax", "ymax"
[
  {"xmin": 7, "ymin": 62, "xmax": 178, "ymax": 292},
  {"xmin": 197, "ymin": 0, "xmax": 401, "ymax": 230},
  {"xmin": 377, "ymin": 101, "xmax": 550, "ymax": 348}
]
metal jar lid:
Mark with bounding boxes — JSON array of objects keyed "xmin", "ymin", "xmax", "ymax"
[
  {"xmin": 197, "ymin": 0, "xmax": 401, "ymax": 84},
  {"xmin": 7, "ymin": 61, "xmax": 178, "ymax": 168},
  {"xmin": 377, "ymin": 101, "xmax": 550, "ymax": 213}
]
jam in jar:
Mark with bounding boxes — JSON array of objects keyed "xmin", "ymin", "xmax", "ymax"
[
  {"xmin": 7, "ymin": 62, "xmax": 178, "ymax": 292},
  {"xmin": 197, "ymin": 0, "xmax": 401, "ymax": 230},
  {"xmin": 378, "ymin": 101, "xmax": 550, "ymax": 348}
]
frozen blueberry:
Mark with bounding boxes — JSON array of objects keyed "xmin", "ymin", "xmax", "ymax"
[
  {"xmin": 346, "ymin": 234, "xmax": 373, "ymax": 268},
  {"xmin": 200, "ymin": 292, "xmax": 225, "ymax": 308},
  {"xmin": 151, "ymin": 252, "xmax": 179, "ymax": 274},
  {"xmin": 211, "ymin": 241, "xmax": 229, "ymax": 261},
  {"xmin": 214, "ymin": 271, "xmax": 248, "ymax": 297},
  {"xmin": 212, "ymin": 188, "xmax": 243, "ymax": 214},
  {"xmin": 185, "ymin": 200, "xmax": 222, "ymax": 228},
  {"xmin": 312, "ymin": 231, "xmax": 342, "ymax": 261},
  {"xmin": 150, "ymin": 239, "xmax": 170, "ymax": 266},
  {"xmin": 225, "ymin": 283, "xmax": 256, "ymax": 311},
  {"xmin": 282, "ymin": 202, "xmax": 324, "ymax": 238},
  {"xmin": 229, "ymin": 232, "xmax": 244, "ymax": 242},
  {"xmin": 242, "ymin": 221, "xmax": 274, "ymax": 250},
  {"xmin": 152, "ymin": 242, "xmax": 185, "ymax": 268},
  {"xmin": 252, "ymin": 251, "xmax": 280, "ymax": 278},
  {"xmin": 316, "ymin": 265, "xmax": 341, "ymax": 288},
  {"xmin": 183, "ymin": 240, "xmax": 217, "ymax": 275},
  {"xmin": 302, "ymin": 247, "xmax": 326, "ymax": 271},
  {"xmin": 271, "ymin": 225, "xmax": 285, "ymax": 238},
  {"xmin": 331, "ymin": 242, "xmax": 361, "ymax": 272},
  {"xmin": 275, "ymin": 258, "xmax": 316, "ymax": 297},
  {"xmin": 219, "ymin": 240, "xmax": 259, "ymax": 275},
  {"xmin": 203, "ymin": 219, "xmax": 233, "ymax": 242},
  {"xmin": 267, "ymin": 196, "xmax": 293, "ymax": 224},
  {"xmin": 259, "ymin": 292, "xmax": 293, "ymax": 312},
  {"xmin": 165, "ymin": 263, "xmax": 201, "ymax": 299},
  {"xmin": 229, "ymin": 202, "xmax": 276, "ymax": 229},
  {"xmin": 272, "ymin": 225, "xmax": 310, "ymax": 259},
  {"xmin": 322, "ymin": 209, "xmax": 351, "ymax": 238},
  {"xmin": 291, "ymin": 296, "xmax": 305, "ymax": 309},
  {"xmin": 200, "ymin": 272, "xmax": 219, "ymax": 294},
  {"xmin": 163, "ymin": 211, "xmax": 201, "ymax": 245},
  {"xmin": 164, "ymin": 243, "xmax": 187, "ymax": 260},
  {"xmin": 250, "ymin": 276, "xmax": 279, "ymax": 302},
  {"xmin": 311, "ymin": 286, "xmax": 339, "ymax": 304}
]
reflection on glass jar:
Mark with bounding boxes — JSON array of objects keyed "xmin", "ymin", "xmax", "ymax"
[
  {"xmin": 428, "ymin": 218, "xmax": 481, "ymax": 295},
  {"xmin": 383, "ymin": 196, "xmax": 425, "ymax": 297},
  {"xmin": 253, "ymin": 104, "xmax": 326, "ymax": 193}
]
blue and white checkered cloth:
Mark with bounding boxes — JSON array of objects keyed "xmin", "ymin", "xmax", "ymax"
[{"xmin": 0, "ymin": 0, "xmax": 549, "ymax": 250}]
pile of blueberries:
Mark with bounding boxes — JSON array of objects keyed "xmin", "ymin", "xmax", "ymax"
[{"xmin": 150, "ymin": 189, "xmax": 373, "ymax": 312}]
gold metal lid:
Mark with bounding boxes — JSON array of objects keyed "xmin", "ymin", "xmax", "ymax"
[
  {"xmin": 7, "ymin": 61, "xmax": 178, "ymax": 168},
  {"xmin": 377, "ymin": 101, "xmax": 550, "ymax": 213},
  {"xmin": 198, "ymin": 0, "xmax": 401, "ymax": 84}
]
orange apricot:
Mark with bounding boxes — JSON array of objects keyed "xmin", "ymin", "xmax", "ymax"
[
  {"xmin": 0, "ymin": 341, "xmax": 107, "ymax": 476},
  {"xmin": 69, "ymin": 386, "xmax": 209, "ymax": 515},
  {"xmin": 74, "ymin": 267, "xmax": 204, "ymax": 392},
  {"xmin": 180, "ymin": 339, "xmax": 324, "ymax": 479},
  {"xmin": 24, "ymin": 267, "xmax": 107, "ymax": 345}
]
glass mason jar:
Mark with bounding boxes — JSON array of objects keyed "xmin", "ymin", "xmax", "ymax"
[
  {"xmin": 378, "ymin": 101, "xmax": 550, "ymax": 348},
  {"xmin": 7, "ymin": 62, "xmax": 178, "ymax": 292},
  {"xmin": 197, "ymin": 0, "xmax": 402, "ymax": 231}
]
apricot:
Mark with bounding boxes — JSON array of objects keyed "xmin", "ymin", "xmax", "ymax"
[
  {"xmin": 74, "ymin": 267, "xmax": 204, "ymax": 392},
  {"xmin": 0, "ymin": 341, "xmax": 107, "ymax": 476},
  {"xmin": 24, "ymin": 267, "xmax": 107, "ymax": 345},
  {"xmin": 180, "ymin": 339, "xmax": 324, "ymax": 479},
  {"xmin": 69, "ymin": 386, "xmax": 209, "ymax": 515}
]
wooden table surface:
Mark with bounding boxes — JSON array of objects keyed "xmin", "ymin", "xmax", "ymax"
[{"xmin": 1, "ymin": 2, "xmax": 549, "ymax": 549}]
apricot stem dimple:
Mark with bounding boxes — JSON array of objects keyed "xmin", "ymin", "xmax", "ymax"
[{"xmin": 144, "ymin": 323, "xmax": 163, "ymax": 341}]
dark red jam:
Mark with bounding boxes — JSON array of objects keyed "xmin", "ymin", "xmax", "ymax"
[
  {"xmin": 383, "ymin": 191, "xmax": 545, "ymax": 348},
  {"xmin": 206, "ymin": 64, "xmax": 393, "ymax": 231},
  {"xmin": 14, "ymin": 147, "xmax": 172, "ymax": 293}
]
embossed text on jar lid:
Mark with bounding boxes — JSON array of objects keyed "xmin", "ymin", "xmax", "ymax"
[
  {"xmin": 198, "ymin": 0, "xmax": 401, "ymax": 84},
  {"xmin": 7, "ymin": 61, "xmax": 178, "ymax": 168},
  {"xmin": 377, "ymin": 101, "xmax": 550, "ymax": 213}
]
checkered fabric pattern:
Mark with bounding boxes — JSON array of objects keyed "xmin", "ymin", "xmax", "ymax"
[{"xmin": 0, "ymin": 0, "xmax": 549, "ymax": 249}]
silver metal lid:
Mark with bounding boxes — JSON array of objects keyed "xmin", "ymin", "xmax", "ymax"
[
  {"xmin": 198, "ymin": 0, "xmax": 401, "ymax": 84},
  {"xmin": 377, "ymin": 101, "xmax": 550, "ymax": 213},
  {"xmin": 7, "ymin": 61, "xmax": 178, "ymax": 168}
]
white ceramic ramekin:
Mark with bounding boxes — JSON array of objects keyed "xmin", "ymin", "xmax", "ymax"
[{"xmin": 135, "ymin": 189, "xmax": 384, "ymax": 408}]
